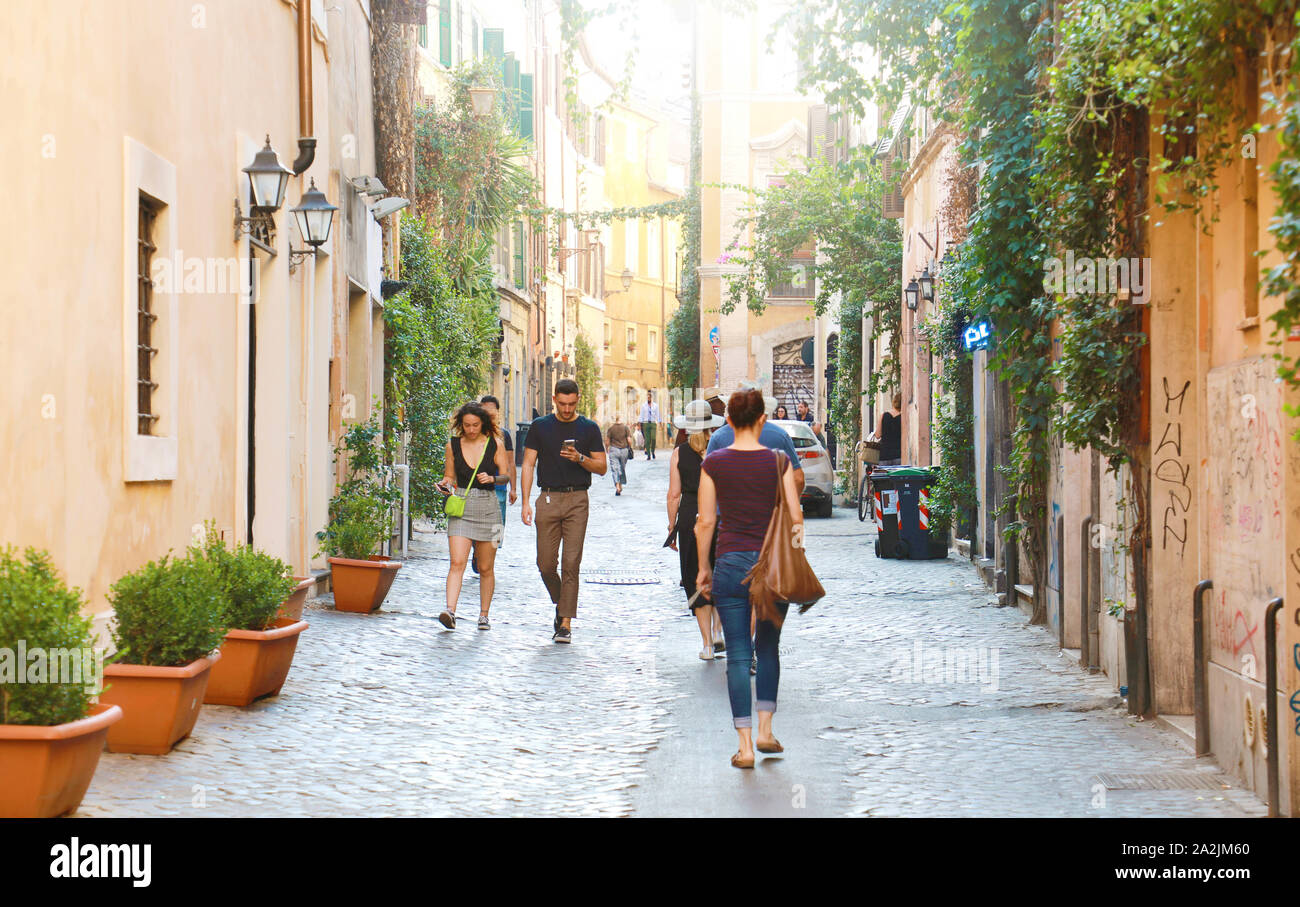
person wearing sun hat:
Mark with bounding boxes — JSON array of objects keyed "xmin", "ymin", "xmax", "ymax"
[{"xmin": 666, "ymin": 400, "xmax": 727, "ymax": 661}]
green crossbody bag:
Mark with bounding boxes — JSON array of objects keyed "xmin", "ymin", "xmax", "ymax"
[{"xmin": 444, "ymin": 438, "xmax": 488, "ymax": 518}]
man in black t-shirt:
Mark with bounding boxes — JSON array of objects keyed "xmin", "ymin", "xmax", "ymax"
[{"xmin": 521, "ymin": 379, "xmax": 607, "ymax": 643}]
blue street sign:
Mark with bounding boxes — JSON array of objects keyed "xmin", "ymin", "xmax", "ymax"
[
  {"xmin": 962, "ymin": 319, "xmax": 992, "ymax": 352},
  {"xmin": 708, "ymin": 325, "xmax": 719, "ymax": 345}
]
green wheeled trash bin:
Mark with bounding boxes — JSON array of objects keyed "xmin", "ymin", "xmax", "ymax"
[{"xmin": 870, "ymin": 467, "xmax": 949, "ymax": 560}]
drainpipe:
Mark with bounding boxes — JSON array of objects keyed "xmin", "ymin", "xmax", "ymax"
[
  {"xmin": 1057, "ymin": 511, "xmax": 1065, "ymax": 650},
  {"xmin": 1079, "ymin": 515, "xmax": 1092, "ymax": 668},
  {"xmin": 293, "ymin": 0, "xmax": 316, "ymax": 175},
  {"xmin": 1192, "ymin": 579, "xmax": 1213, "ymax": 756},
  {"xmin": 1265, "ymin": 596, "xmax": 1283, "ymax": 816}
]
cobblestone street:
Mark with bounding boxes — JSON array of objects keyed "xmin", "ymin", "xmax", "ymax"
[{"xmin": 78, "ymin": 456, "xmax": 1267, "ymax": 818}]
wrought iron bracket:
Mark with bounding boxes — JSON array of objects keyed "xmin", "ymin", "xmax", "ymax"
[{"xmin": 233, "ymin": 198, "xmax": 277, "ymax": 251}]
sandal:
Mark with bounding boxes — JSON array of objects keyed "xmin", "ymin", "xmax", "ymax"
[
  {"xmin": 438, "ymin": 610, "xmax": 457, "ymax": 630},
  {"xmin": 478, "ymin": 613, "xmax": 491, "ymax": 630},
  {"xmin": 730, "ymin": 752, "xmax": 755, "ymax": 769},
  {"xmin": 756, "ymin": 737, "xmax": 784, "ymax": 754}
]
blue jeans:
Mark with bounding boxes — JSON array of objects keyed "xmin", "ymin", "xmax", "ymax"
[
  {"xmin": 712, "ymin": 551, "xmax": 789, "ymax": 728},
  {"xmin": 495, "ymin": 486, "xmax": 508, "ymax": 525}
]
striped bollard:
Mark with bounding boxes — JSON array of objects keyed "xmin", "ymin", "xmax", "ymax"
[{"xmin": 919, "ymin": 487, "xmax": 930, "ymax": 532}]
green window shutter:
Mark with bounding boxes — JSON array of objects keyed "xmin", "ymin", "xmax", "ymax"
[
  {"xmin": 513, "ymin": 222, "xmax": 525, "ymax": 288},
  {"xmin": 483, "ymin": 27, "xmax": 504, "ymax": 63},
  {"xmin": 503, "ymin": 53, "xmax": 520, "ymax": 128},
  {"xmin": 519, "ymin": 73, "xmax": 534, "ymax": 141},
  {"xmin": 438, "ymin": 0, "xmax": 451, "ymax": 67}
]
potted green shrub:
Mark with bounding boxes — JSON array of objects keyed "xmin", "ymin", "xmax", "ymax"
[
  {"xmin": 319, "ymin": 416, "xmax": 402, "ymax": 613},
  {"xmin": 0, "ymin": 547, "xmax": 122, "ymax": 817},
  {"xmin": 99, "ymin": 552, "xmax": 228, "ymax": 754},
  {"xmin": 192, "ymin": 527, "xmax": 309, "ymax": 707}
]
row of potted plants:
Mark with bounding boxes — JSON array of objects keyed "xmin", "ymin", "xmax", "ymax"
[
  {"xmin": 0, "ymin": 417, "xmax": 407, "ymax": 817},
  {"xmin": 0, "ymin": 527, "xmax": 311, "ymax": 817}
]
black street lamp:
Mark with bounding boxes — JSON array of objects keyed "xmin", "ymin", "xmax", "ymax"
[
  {"xmin": 918, "ymin": 264, "xmax": 934, "ymax": 302},
  {"xmin": 904, "ymin": 279, "xmax": 920, "ymax": 311},
  {"xmin": 288, "ymin": 178, "xmax": 338, "ymax": 272},
  {"xmin": 234, "ymin": 135, "xmax": 292, "ymax": 249}
]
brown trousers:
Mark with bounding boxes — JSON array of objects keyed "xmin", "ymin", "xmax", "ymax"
[{"xmin": 534, "ymin": 490, "xmax": 590, "ymax": 618}]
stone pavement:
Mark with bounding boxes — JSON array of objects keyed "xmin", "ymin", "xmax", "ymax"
[{"xmin": 77, "ymin": 451, "xmax": 1266, "ymax": 817}]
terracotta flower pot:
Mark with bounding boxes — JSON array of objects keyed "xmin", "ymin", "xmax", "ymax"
[
  {"xmin": 328, "ymin": 556, "xmax": 402, "ymax": 613},
  {"xmin": 100, "ymin": 652, "xmax": 220, "ymax": 755},
  {"xmin": 277, "ymin": 576, "xmax": 315, "ymax": 621},
  {"xmin": 0, "ymin": 703, "xmax": 123, "ymax": 818},
  {"xmin": 204, "ymin": 618, "xmax": 309, "ymax": 707}
]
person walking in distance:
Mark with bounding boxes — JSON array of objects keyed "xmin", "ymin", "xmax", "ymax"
[
  {"xmin": 667, "ymin": 400, "xmax": 725, "ymax": 660},
  {"xmin": 471, "ymin": 395, "xmax": 517, "ymax": 575},
  {"xmin": 639, "ymin": 391, "xmax": 661, "ymax": 460},
  {"xmin": 875, "ymin": 393, "xmax": 903, "ymax": 466},
  {"xmin": 606, "ymin": 414, "xmax": 633, "ymax": 496},
  {"xmin": 435, "ymin": 402, "xmax": 514, "ymax": 631},
  {"xmin": 521, "ymin": 378, "xmax": 607, "ymax": 643},
  {"xmin": 695, "ymin": 388, "xmax": 804, "ymax": 768}
]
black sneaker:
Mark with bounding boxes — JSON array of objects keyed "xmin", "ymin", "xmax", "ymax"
[
  {"xmin": 553, "ymin": 626, "xmax": 571, "ymax": 644},
  {"xmin": 553, "ymin": 608, "xmax": 562, "ymax": 635}
]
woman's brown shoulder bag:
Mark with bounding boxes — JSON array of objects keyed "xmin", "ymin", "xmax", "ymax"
[{"xmin": 744, "ymin": 452, "xmax": 825, "ymax": 628}]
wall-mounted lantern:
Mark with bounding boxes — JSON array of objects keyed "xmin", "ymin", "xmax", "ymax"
[
  {"xmin": 918, "ymin": 264, "xmax": 934, "ymax": 302},
  {"xmin": 469, "ymin": 85, "xmax": 498, "ymax": 117},
  {"xmin": 288, "ymin": 178, "xmax": 338, "ymax": 273},
  {"xmin": 904, "ymin": 279, "xmax": 920, "ymax": 311},
  {"xmin": 234, "ymin": 135, "xmax": 292, "ymax": 250}
]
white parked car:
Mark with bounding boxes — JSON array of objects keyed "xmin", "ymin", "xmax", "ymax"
[{"xmin": 771, "ymin": 420, "xmax": 835, "ymax": 518}]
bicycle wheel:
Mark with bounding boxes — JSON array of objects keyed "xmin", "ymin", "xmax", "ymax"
[{"xmin": 858, "ymin": 474, "xmax": 872, "ymax": 522}]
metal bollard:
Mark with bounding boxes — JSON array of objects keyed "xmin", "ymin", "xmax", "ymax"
[
  {"xmin": 1193, "ymin": 580, "xmax": 1213, "ymax": 757},
  {"xmin": 1265, "ymin": 597, "xmax": 1283, "ymax": 817}
]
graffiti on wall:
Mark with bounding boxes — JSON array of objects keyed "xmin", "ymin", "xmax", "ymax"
[
  {"xmin": 1154, "ymin": 377, "xmax": 1192, "ymax": 556},
  {"xmin": 1206, "ymin": 359, "xmax": 1284, "ymax": 675}
]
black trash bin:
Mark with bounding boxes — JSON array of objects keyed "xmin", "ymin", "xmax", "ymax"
[{"xmin": 870, "ymin": 467, "xmax": 949, "ymax": 560}]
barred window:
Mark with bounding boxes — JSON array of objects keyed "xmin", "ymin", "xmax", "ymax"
[{"xmin": 137, "ymin": 194, "xmax": 161, "ymax": 435}]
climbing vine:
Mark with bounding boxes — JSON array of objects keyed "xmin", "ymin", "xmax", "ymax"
[
  {"xmin": 667, "ymin": 82, "xmax": 703, "ymax": 390},
  {"xmin": 791, "ymin": 0, "xmax": 1052, "ymax": 620}
]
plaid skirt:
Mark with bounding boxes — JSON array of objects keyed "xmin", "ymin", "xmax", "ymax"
[{"xmin": 446, "ymin": 487, "xmax": 503, "ymax": 542}]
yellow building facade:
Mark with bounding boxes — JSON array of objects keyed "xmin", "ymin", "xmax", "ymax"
[
  {"xmin": 1, "ymin": 0, "xmax": 391, "ymax": 637},
  {"xmin": 693, "ymin": 3, "xmax": 830, "ymax": 418}
]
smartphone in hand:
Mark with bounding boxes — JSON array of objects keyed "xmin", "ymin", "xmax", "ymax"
[{"xmin": 562, "ymin": 439, "xmax": 576, "ymax": 453}]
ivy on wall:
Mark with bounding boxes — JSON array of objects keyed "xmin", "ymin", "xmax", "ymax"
[{"xmin": 668, "ymin": 83, "xmax": 703, "ymax": 390}]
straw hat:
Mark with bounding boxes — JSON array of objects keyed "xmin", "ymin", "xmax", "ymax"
[{"xmin": 673, "ymin": 398, "xmax": 726, "ymax": 430}]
